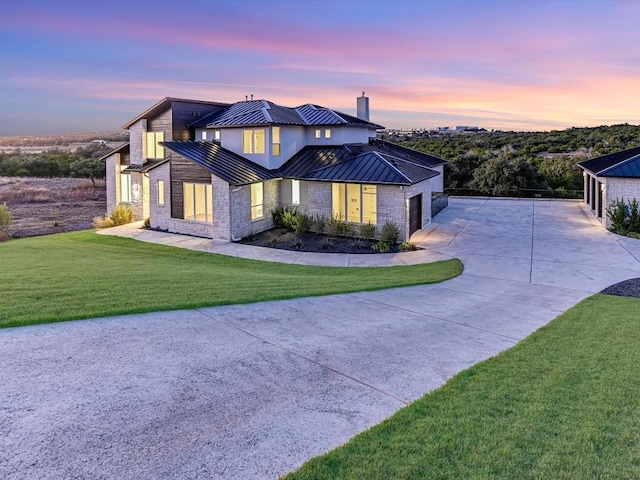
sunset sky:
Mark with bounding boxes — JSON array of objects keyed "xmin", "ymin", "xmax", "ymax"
[{"xmin": 1, "ymin": 0, "xmax": 639, "ymax": 135}]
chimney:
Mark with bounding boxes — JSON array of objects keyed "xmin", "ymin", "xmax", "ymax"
[{"xmin": 356, "ymin": 91, "xmax": 369, "ymax": 121}]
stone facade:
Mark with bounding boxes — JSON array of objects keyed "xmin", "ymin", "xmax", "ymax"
[
  {"xmin": 230, "ymin": 179, "xmax": 278, "ymax": 239},
  {"xmin": 602, "ymin": 177, "xmax": 640, "ymax": 228},
  {"xmin": 212, "ymin": 175, "xmax": 231, "ymax": 240},
  {"xmin": 129, "ymin": 119, "xmax": 147, "ymax": 166},
  {"xmin": 105, "ymin": 153, "xmax": 119, "ymax": 215}
]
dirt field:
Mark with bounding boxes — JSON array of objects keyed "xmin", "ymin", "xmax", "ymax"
[{"xmin": 0, "ymin": 177, "xmax": 106, "ymax": 238}]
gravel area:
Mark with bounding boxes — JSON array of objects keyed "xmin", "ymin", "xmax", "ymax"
[{"xmin": 600, "ymin": 278, "xmax": 640, "ymax": 298}]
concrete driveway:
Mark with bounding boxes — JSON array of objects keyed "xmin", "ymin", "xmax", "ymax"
[{"xmin": 2, "ymin": 198, "xmax": 640, "ymax": 479}]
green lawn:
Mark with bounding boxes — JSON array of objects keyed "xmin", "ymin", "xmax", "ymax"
[
  {"xmin": 0, "ymin": 230, "xmax": 462, "ymax": 328},
  {"xmin": 284, "ymin": 294, "xmax": 640, "ymax": 480}
]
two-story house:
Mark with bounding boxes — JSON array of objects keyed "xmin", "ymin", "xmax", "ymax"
[{"xmin": 104, "ymin": 94, "xmax": 447, "ymax": 241}]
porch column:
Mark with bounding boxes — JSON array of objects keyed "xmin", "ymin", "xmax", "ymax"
[{"xmin": 583, "ymin": 172, "xmax": 589, "ymax": 204}]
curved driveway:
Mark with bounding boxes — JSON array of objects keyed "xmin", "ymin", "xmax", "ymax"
[{"xmin": 2, "ymin": 198, "xmax": 640, "ymax": 479}]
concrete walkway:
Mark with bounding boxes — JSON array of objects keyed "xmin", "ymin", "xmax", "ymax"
[{"xmin": 2, "ymin": 198, "xmax": 640, "ymax": 480}]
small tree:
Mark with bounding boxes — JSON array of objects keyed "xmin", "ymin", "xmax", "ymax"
[
  {"xmin": 0, "ymin": 202, "xmax": 12, "ymax": 236},
  {"xmin": 606, "ymin": 198, "xmax": 628, "ymax": 233},
  {"xmin": 70, "ymin": 158, "xmax": 105, "ymax": 187}
]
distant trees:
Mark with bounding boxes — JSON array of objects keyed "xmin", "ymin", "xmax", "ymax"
[
  {"xmin": 394, "ymin": 123, "xmax": 640, "ymax": 196},
  {"xmin": 0, "ymin": 143, "xmax": 110, "ymax": 180}
]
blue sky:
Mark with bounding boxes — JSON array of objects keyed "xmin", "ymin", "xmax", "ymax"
[{"xmin": 1, "ymin": 0, "xmax": 639, "ymax": 135}]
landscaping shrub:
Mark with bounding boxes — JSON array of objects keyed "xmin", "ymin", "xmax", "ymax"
[
  {"xmin": 320, "ymin": 238, "xmax": 335, "ymax": 250},
  {"xmin": 294, "ymin": 212, "xmax": 313, "ymax": 236},
  {"xmin": 143, "ymin": 217, "xmax": 150, "ymax": 228},
  {"xmin": 372, "ymin": 241, "xmax": 391, "ymax": 253},
  {"xmin": 359, "ymin": 222, "xmax": 376, "ymax": 240},
  {"xmin": 271, "ymin": 206, "xmax": 285, "ymax": 226},
  {"xmin": 109, "ymin": 204, "xmax": 133, "ymax": 226},
  {"xmin": 351, "ymin": 239, "xmax": 366, "ymax": 251},
  {"xmin": 343, "ymin": 223, "xmax": 355, "ymax": 238},
  {"xmin": 606, "ymin": 198, "xmax": 628, "ymax": 233},
  {"xmin": 0, "ymin": 202, "xmax": 12, "ymax": 234},
  {"xmin": 93, "ymin": 215, "xmax": 115, "ymax": 229},
  {"xmin": 327, "ymin": 214, "xmax": 346, "ymax": 237},
  {"xmin": 290, "ymin": 238, "xmax": 303, "ymax": 250},
  {"xmin": 380, "ymin": 221, "xmax": 400, "ymax": 244},
  {"xmin": 399, "ymin": 241, "xmax": 417, "ymax": 251},
  {"xmin": 281, "ymin": 210, "xmax": 298, "ymax": 230},
  {"xmin": 0, "ymin": 231, "xmax": 9, "ymax": 242},
  {"xmin": 311, "ymin": 214, "xmax": 326, "ymax": 234},
  {"xmin": 627, "ymin": 232, "xmax": 640, "ymax": 239},
  {"xmin": 629, "ymin": 199, "xmax": 640, "ymax": 233}
]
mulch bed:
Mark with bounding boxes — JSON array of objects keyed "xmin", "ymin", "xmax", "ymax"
[
  {"xmin": 239, "ymin": 227, "xmax": 413, "ymax": 254},
  {"xmin": 600, "ymin": 278, "xmax": 640, "ymax": 298}
]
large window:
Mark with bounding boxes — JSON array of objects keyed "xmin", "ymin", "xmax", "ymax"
[
  {"xmin": 243, "ymin": 129, "xmax": 265, "ymax": 154},
  {"xmin": 332, "ymin": 183, "xmax": 377, "ymax": 224},
  {"xmin": 251, "ymin": 182, "xmax": 264, "ymax": 220},
  {"xmin": 146, "ymin": 132, "xmax": 165, "ymax": 159},
  {"xmin": 183, "ymin": 183, "xmax": 213, "ymax": 222},
  {"xmin": 157, "ymin": 180, "xmax": 165, "ymax": 206},
  {"xmin": 120, "ymin": 173, "xmax": 131, "ymax": 203},
  {"xmin": 272, "ymin": 126, "xmax": 281, "ymax": 156}
]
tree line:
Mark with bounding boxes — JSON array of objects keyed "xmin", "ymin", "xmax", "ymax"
[
  {"xmin": 390, "ymin": 124, "xmax": 640, "ymax": 197},
  {"xmin": 0, "ymin": 143, "xmax": 110, "ymax": 185}
]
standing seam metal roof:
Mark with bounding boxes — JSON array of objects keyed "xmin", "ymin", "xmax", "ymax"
[
  {"xmin": 161, "ymin": 141, "xmax": 279, "ymax": 186},
  {"xmin": 577, "ymin": 146, "xmax": 640, "ymax": 177}
]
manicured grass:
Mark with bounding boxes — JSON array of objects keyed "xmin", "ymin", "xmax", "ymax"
[
  {"xmin": 0, "ymin": 230, "xmax": 462, "ymax": 328},
  {"xmin": 284, "ymin": 294, "xmax": 640, "ymax": 480}
]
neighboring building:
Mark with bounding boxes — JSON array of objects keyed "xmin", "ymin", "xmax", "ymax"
[
  {"xmin": 104, "ymin": 95, "xmax": 447, "ymax": 241},
  {"xmin": 578, "ymin": 146, "xmax": 640, "ymax": 227}
]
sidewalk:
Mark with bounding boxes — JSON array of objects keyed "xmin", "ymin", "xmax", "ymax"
[{"xmin": 97, "ymin": 222, "xmax": 454, "ymax": 267}]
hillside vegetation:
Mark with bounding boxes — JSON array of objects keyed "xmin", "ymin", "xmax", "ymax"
[{"xmin": 391, "ymin": 124, "xmax": 640, "ymax": 196}]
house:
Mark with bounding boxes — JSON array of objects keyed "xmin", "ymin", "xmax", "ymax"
[
  {"xmin": 104, "ymin": 94, "xmax": 447, "ymax": 242},
  {"xmin": 578, "ymin": 146, "xmax": 640, "ymax": 227}
]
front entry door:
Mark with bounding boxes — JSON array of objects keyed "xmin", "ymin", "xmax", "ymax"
[{"xmin": 409, "ymin": 194, "xmax": 422, "ymax": 236}]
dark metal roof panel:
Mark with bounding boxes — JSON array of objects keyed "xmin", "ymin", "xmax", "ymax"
[
  {"xmin": 295, "ymin": 104, "xmax": 345, "ymax": 125},
  {"xmin": 162, "ymin": 141, "xmax": 278, "ymax": 185},
  {"xmin": 599, "ymin": 154, "xmax": 640, "ymax": 177},
  {"xmin": 279, "ymin": 146, "xmax": 350, "ymax": 178},
  {"xmin": 578, "ymin": 146, "xmax": 640, "ymax": 175},
  {"xmin": 122, "ymin": 159, "xmax": 169, "ymax": 173},
  {"xmin": 99, "ymin": 142, "xmax": 130, "ymax": 161},
  {"xmin": 304, "ymin": 153, "xmax": 410, "ymax": 184},
  {"xmin": 378, "ymin": 153, "xmax": 440, "ymax": 183},
  {"xmin": 365, "ymin": 140, "xmax": 447, "ymax": 167}
]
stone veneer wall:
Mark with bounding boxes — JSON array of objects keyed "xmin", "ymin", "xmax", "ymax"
[
  {"xmin": 603, "ymin": 177, "xmax": 640, "ymax": 228},
  {"xmin": 404, "ymin": 179, "xmax": 433, "ymax": 240},
  {"xmin": 212, "ymin": 175, "xmax": 231, "ymax": 240},
  {"xmin": 148, "ymin": 163, "xmax": 213, "ymax": 238},
  {"xmin": 128, "ymin": 119, "xmax": 147, "ymax": 166},
  {"xmin": 230, "ymin": 179, "xmax": 278, "ymax": 239},
  {"xmin": 377, "ymin": 185, "xmax": 407, "ymax": 240},
  {"xmin": 105, "ymin": 153, "xmax": 119, "ymax": 215}
]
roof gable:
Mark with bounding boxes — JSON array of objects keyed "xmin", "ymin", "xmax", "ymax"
[
  {"xmin": 578, "ymin": 146, "xmax": 640, "ymax": 177},
  {"xmin": 122, "ymin": 97, "xmax": 230, "ymax": 130}
]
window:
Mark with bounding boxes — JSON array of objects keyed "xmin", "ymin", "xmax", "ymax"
[
  {"xmin": 243, "ymin": 129, "xmax": 265, "ymax": 154},
  {"xmin": 325, "ymin": 129, "xmax": 331, "ymax": 138},
  {"xmin": 146, "ymin": 132, "xmax": 165, "ymax": 159},
  {"xmin": 291, "ymin": 179, "xmax": 300, "ymax": 205},
  {"xmin": 201, "ymin": 131, "xmax": 207, "ymax": 141},
  {"xmin": 331, "ymin": 183, "xmax": 376, "ymax": 224},
  {"xmin": 315, "ymin": 129, "xmax": 321, "ymax": 139},
  {"xmin": 251, "ymin": 182, "xmax": 264, "ymax": 220},
  {"xmin": 120, "ymin": 173, "xmax": 131, "ymax": 203},
  {"xmin": 157, "ymin": 180, "xmax": 165, "ymax": 206},
  {"xmin": 272, "ymin": 126, "xmax": 281, "ymax": 156},
  {"xmin": 214, "ymin": 130, "xmax": 221, "ymax": 141},
  {"xmin": 183, "ymin": 183, "xmax": 213, "ymax": 222}
]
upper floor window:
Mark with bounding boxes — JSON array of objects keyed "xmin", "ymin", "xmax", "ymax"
[
  {"xmin": 146, "ymin": 132, "xmax": 164, "ymax": 159},
  {"xmin": 243, "ymin": 129, "xmax": 265, "ymax": 154},
  {"xmin": 214, "ymin": 130, "xmax": 221, "ymax": 141},
  {"xmin": 272, "ymin": 126, "xmax": 281, "ymax": 156},
  {"xmin": 201, "ymin": 131, "xmax": 208, "ymax": 141},
  {"xmin": 315, "ymin": 129, "xmax": 321, "ymax": 139},
  {"xmin": 325, "ymin": 129, "xmax": 331, "ymax": 138}
]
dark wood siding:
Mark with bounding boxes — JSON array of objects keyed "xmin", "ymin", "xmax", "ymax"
[
  {"xmin": 170, "ymin": 159, "xmax": 212, "ymax": 218},
  {"xmin": 171, "ymin": 101, "xmax": 225, "ymax": 141},
  {"xmin": 148, "ymin": 107, "xmax": 173, "ymax": 141}
]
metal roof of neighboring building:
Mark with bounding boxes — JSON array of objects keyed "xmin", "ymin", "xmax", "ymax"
[
  {"xmin": 162, "ymin": 141, "xmax": 279, "ymax": 186},
  {"xmin": 578, "ymin": 146, "xmax": 640, "ymax": 177}
]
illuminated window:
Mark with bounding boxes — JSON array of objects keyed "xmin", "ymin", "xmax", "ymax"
[
  {"xmin": 157, "ymin": 180, "xmax": 164, "ymax": 206},
  {"xmin": 214, "ymin": 130, "xmax": 221, "ymax": 141},
  {"xmin": 243, "ymin": 129, "xmax": 265, "ymax": 154},
  {"xmin": 331, "ymin": 183, "xmax": 376, "ymax": 224},
  {"xmin": 251, "ymin": 182, "xmax": 264, "ymax": 219},
  {"xmin": 201, "ymin": 131, "xmax": 207, "ymax": 141},
  {"xmin": 183, "ymin": 182, "xmax": 213, "ymax": 222},
  {"xmin": 272, "ymin": 126, "xmax": 281, "ymax": 156},
  {"xmin": 120, "ymin": 173, "xmax": 131, "ymax": 203},
  {"xmin": 291, "ymin": 179, "xmax": 300, "ymax": 205},
  {"xmin": 146, "ymin": 132, "xmax": 164, "ymax": 159},
  {"xmin": 325, "ymin": 129, "xmax": 331, "ymax": 138},
  {"xmin": 315, "ymin": 129, "xmax": 321, "ymax": 139}
]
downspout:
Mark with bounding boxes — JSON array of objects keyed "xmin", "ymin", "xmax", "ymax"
[{"xmin": 230, "ymin": 185, "xmax": 242, "ymax": 241}]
